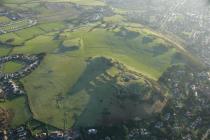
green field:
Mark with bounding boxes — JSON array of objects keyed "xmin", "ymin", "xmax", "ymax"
[
  {"xmin": 13, "ymin": 24, "xmax": 193, "ymax": 128},
  {"xmin": 0, "ymin": 19, "xmax": 36, "ymax": 33},
  {"xmin": 23, "ymin": 56, "xmax": 167, "ymax": 128},
  {"xmin": 0, "ymin": 32, "xmax": 25, "ymax": 46},
  {"xmin": 1, "ymin": 61, "xmax": 24, "ymax": 73},
  {"xmin": 0, "ymin": 47, "xmax": 11, "ymax": 56},
  {"xmin": 61, "ymin": 26, "xmax": 189, "ymax": 79},
  {"xmin": 0, "ymin": 0, "xmax": 202, "ymax": 129},
  {"xmin": 0, "ymin": 23, "xmax": 198, "ymax": 128},
  {"xmin": 22, "ymin": 54, "xmax": 87, "ymax": 127},
  {"xmin": 12, "ymin": 34, "xmax": 60, "ymax": 54},
  {"xmin": 15, "ymin": 26, "xmax": 45, "ymax": 40},
  {"xmin": 0, "ymin": 16, "xmax": 11, "ymax": 23},
  {"xmin": 0, "ymin": 97, "xmax": 32, "ymax": 127}
]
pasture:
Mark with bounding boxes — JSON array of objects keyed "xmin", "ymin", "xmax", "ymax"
[
  {"xmin": 1, "ymin": 61, "xmax": 24, "ymax": 73},
  {"xmin": 12, "ymin": 24, "xmax": 193, "ymax": 128},
  {"xmin": 0, "ymin": 1, "xmax": 201, "ymax": 128},
  {"xmin": 0, "ymin": 97, "xmax": 32, "ymax": 127}
]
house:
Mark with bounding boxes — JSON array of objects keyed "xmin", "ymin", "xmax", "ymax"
[
  {"xmin": 88, "ymin": 129, "xmax": 97, "ymax": 135},
  {"xmin": 64, "ymin": 129, "xmax": 81, "ymax": 140},
  {"xmin": 0, "ymin": 54, "xmax": 44, "ymax": 99},
  {"xmin": 49, "ymin": 131, "xmax": 64, "ymax": 140},
  {"xmin": 155, "ymin": 121, "xmax": 163, "ymax": 129},
  {"xmin": 35, "ymin": 133, "xmax": 47, "ymax": 140},
  {"xmin": 163, "ymin": 113, "xmax": 171, "ymax": 121}
]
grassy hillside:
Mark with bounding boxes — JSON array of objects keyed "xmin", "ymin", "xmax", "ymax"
[
  {"xmin": 0, "ymin": 1, "xmax": 202, "ymax": 128},
  {"xmin": 23, "ymin": 56, "xmax": 167, "ymax": 128},
  {"xmin": 22, "ymin": 54, "xmax": 86, "ymax": 128},
  {"xmin": 60, "ymin": 25, "xmax": 191, "ymax": 79},
  {"xmin": 0, "ymin": 22, "xmax": 197, "ymax": 128}
]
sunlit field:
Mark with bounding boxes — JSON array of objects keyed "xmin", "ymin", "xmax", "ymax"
[{"xmin": 0, "ymin": 0, "xmax": 210, "ymax": 139}]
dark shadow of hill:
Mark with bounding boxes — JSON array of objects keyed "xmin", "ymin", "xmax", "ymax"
[
  {"xmin": 67, "ymin": 57, "xmax": 118, "ymax": 127},
  {"xmin": 66, "ymin": 57, "xmax": 167, "ymax": 128},
  {"xmin": 55, "ymin": 44, "xmax": 79, "ymax": 54},
  {"xmin": 72, "ymin": 74, "xmax": 165, "ymax": 127},
  {"xmin": 69, "ymin": 57, "xmax": 113, "ymax": 95}
]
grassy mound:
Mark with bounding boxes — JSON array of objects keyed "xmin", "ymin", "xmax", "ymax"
[
  {"xmin": 0, "ymin": 17, "xmax": 200, "ymax": 128},
  {"xmin": 23, "ymin": 56, "xmax": 167, "ymax": 128},
  {"xmin": 22, "ymin": 54, "xmax": 86, "ymax": 128},
  {"xmin": 73, "ymin": 57, "xmax": 167, "ymax": 127},
  {"xmin": 60, "ymin": 26, "xmax": 194, "ymax": 80}
]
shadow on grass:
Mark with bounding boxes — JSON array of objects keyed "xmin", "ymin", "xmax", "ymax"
[
  {"xmin": 69, "ymin": 57, "xmax": 112, "ymax": 95},
  {"xmin": 66, "ymin": 57, "xmax": 116, "ymax": 127}
]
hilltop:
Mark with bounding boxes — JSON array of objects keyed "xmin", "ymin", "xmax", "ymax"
[{"xmin": 0, "ymin": 0, "xmax": 204, "ymax": 130}]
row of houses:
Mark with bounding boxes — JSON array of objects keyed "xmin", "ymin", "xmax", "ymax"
[
  {"xmin": 0, "ymin": 10, "xmax": 21, "ymax": 22},
  {"xmin": 0, "ymin": 54, "xmax": 45, "ymax": 99},
  {"xmin": 120, "ymin": 65, "xmax": 210, "ymax": 139},
  {"xmin": 0, "ymin": 19, "xmax": 37, "ymax": 35},
  {"xmin": 0, "ymin": 80, "xmax": 24, "ymax": 99},
  {"xmin": 0, "ymin": 125, "xmax": 28, "ymax": 140}
]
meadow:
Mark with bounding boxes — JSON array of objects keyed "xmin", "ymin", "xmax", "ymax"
[
  {"xmin": 1, "ymin": 61, "xmax": 24, "ymax": 73},
  {"xmin": 0, "ymin": 0, "xmax": 202, "ymax": 129},
  {"xmin": 13, "ymin": 24, "xmax": 193, "ymax": 128},
  {"xmin": 0, "ymin": 16, "xmax": 11, "ymax": 24},
  {"xmin": 0, "ymin": 97, "xmax": 32, "ymax": 127}
]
